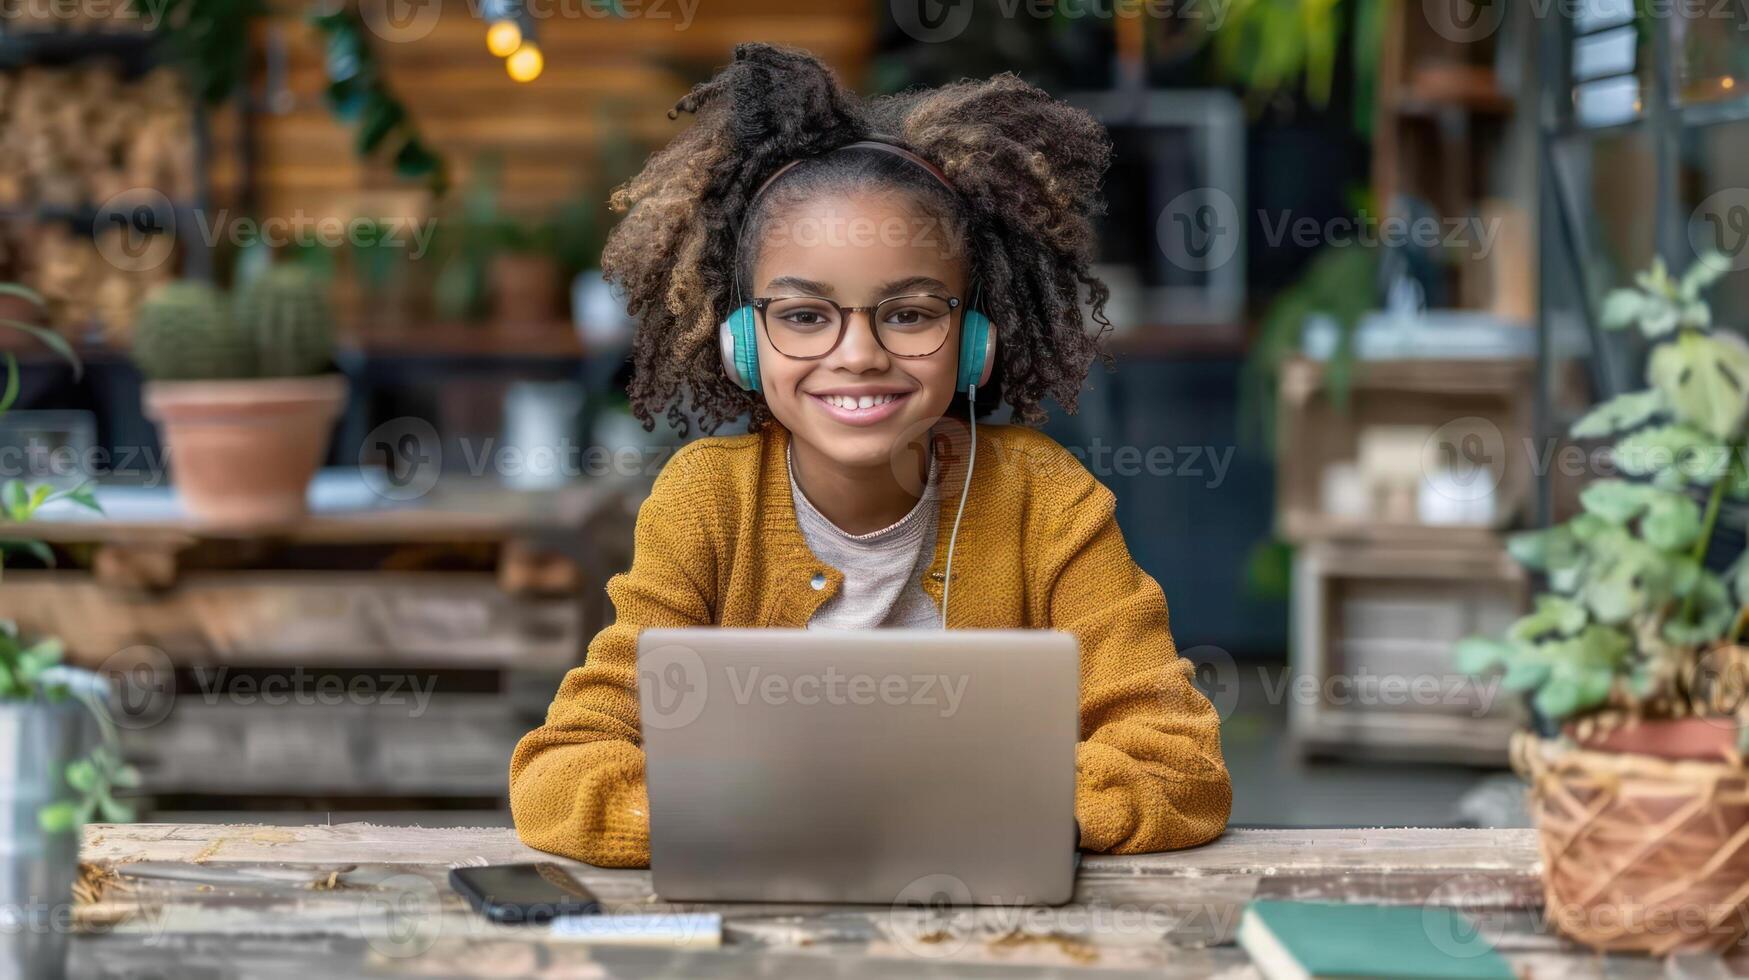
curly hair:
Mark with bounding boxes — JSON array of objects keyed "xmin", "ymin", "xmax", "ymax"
[{"xmin": 602, "ymin": 42, "xmax": 1112, "ymax": 436}]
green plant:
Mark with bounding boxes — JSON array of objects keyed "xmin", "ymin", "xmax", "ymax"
[
  {"xmin": 133, "ymin": 281, "xmax": 252, "ymax": 381},
  {"xmin": 309, "ymin": 8, "xmax": 447, "ymax": 195},
  {"xmin": 0, "ymin": 286, "xmax": 133, "ymax": 832},
  {"xmin": 235, "ymin": 265, "xmax": 335, "ymax": 377},
  {"xmin": 1457, "ymin": 253, "xmax": 1749, "ymax": 737},
  {"xmin": 1203, "ymin": 0, "xmax": 1387, "ymax": 134}
]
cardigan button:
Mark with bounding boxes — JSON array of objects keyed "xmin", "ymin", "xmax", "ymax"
[{"xmin": 810, "ymin": 572, "xmax": 827, "ymax": 590}]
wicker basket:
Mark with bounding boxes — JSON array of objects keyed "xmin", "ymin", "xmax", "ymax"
[{"xmin": 1514, "ymin": 732, "xmax": 1749, "ymax": 954}]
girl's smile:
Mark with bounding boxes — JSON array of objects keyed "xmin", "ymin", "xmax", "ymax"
[{"xmin": 804, "ymin": 386, "xmax": 916, "ymax": 426}]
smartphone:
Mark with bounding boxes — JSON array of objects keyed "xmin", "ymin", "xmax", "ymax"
[{"xmin": 449, "ymin": 863, "xmax": 602, "ymax": 924}]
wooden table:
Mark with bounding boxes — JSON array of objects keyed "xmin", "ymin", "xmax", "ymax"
[{"xmin": 65, "ymin": 822, "xmax": 1723, "ymax": 978}]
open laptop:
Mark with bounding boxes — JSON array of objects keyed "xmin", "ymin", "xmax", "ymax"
[{"xmin": 637, "ymin": 628, "xmax": 1079, "ymax": 906}]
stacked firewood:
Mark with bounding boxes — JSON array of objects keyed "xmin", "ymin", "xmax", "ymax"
[{"xmin": 0, "ymin": 63, "xmax": 193, "ymax": 343}]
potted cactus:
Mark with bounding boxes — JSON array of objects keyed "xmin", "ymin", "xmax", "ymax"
[
  {"xmin": 134, "ymin": 266, "xmax": 346, "ymax": 526},
  {"xmin": 1457, "ymin": 253, "xmax": 1749, "ymax": 954}
]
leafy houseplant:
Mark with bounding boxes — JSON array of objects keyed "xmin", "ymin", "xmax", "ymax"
[
  {"xmin": 1457, "ymin": 253, "xmax": 1749, "ymax": 955},
  {"xmin": 1456, "ymin": 254, "xmax": 1749, "ymax": 737},
  {"xmin": 0, "ymin": 284, "xmax": 136, "ymax": 977},
  {"xmin": 135, "ymin": 267, "xmax": 346, "ymax": 526}
]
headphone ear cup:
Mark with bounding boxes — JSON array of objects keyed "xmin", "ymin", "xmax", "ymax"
[
  {"xmin": 958, "ymin": 309, "xmax": 996, "ymax": 393},
  {"xmin": 718, "ymin": 307, "xmax": 762, "ymax": 392}
]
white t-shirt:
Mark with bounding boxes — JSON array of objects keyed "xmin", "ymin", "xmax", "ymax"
[{"xmin": 789, "ymin": 447, "xmax": 940, "ymax": 629}]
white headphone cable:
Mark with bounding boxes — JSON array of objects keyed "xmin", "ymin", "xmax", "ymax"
[{"xmin": 940, "ymin": 382, "xmax": 977, "ymax": 630}]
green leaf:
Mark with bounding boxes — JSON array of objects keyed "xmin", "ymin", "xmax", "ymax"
[
  {"xmin": 1642, "ymin": 298, "xmax": 1682, "ymax": 338},
  {"xmin": 50, "ymin": 482, "xmax": 101, "ymax": 515},
  {"xmin": 1600, "ymin": 288, "xmax": 1647, "ymax": 330},
  {"xmin": 0, "ymin": 319, "xmax": 79, "ymax": 379},
  {"xmin": 97, "ymin": 794, "xmax": 135, "ymax": 824},
  {"xmin": 0, "ymin": 539, "xmax": 53, "ymax": 569},
  {"xmin": 1532, "ymin": 594, "xmax": 1590, "ymax": 636},
  {"xmin": 1641, "ymin": 492, "xmax": 1704, "ymax": 551},
  {"xmin": 64, "ymin": 759, "xmax": 98, "ymax": 794},
  {"xmin": 1501, "ymin": 658, "xmax": 1552, "ymax": 692},
  {"xmin": 1648, "ymin": 330, "xmax": 1749, "ymax": 440},
  {"xmin": 1535, "ymin": 678, "xmax": 1582, "ymax": 719},
  {"xmin": 1579, "ymin": 479, "xmax": 1663, "ymax": 523},
  {"xmin": 1680, "ymin": 250, "xmax": 1732, "ymax": 301},
  {"xmin": 0, "ymin": 283, "xmax": 45, "ymax": 307},
  {"xmin": 1570, "ymin": 389, "xmax": 1667, "ymax": 439},
  {"xmin": 1508, "ymin": 525, "xmax": 1582, "ymax": 572},
  {"xmin": 36, "ymin": 802, "xmax": 77, "ymax": 834},
  {"xmin": 1729, "ymin": 551, "xmax": 1749, "ymax": 607},
  {"xmin": 1613, "ymin": 424, "xmax": 1731, "ymax": 485},
  {"xmin": 1664, "ymin": 572, "xmax": 1734, "ymax": 646},
  {"xmin": 1454, "ymin": 636, "xmax": 1513, "ymax": 674},
  {"xmin": 0, "ymin": 352, "xmax": 17, "ymax": 416},
  {"xmin": 1583, "ymin": 537, "xmax": 1681, "ymax": 624},
  {"xmin": 1, "ymin": 479, "xmax": 27, "ymax": 521}
]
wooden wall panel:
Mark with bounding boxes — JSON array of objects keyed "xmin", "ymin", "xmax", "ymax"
[{"xmin": 245, "ymin": 0, "xmax": 873, "ymax": 220}]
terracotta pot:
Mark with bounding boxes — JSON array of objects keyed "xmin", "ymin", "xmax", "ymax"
[
  {"xmin": 1515, "ymin": 733, "xmax": 1749, "ymax": 954},
  {"xmin": 144, "ymin": 375, "xmax": 347, "ymax": 527},
  {"xmin": 1568, "ymin": 716, "xmax": 1742, "ymax": 764},
  {"xmin": 490, "ymin": 253, "xmax": 561, "ymax": 327}
]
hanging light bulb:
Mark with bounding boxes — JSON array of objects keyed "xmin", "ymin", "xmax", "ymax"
[
  {"xmin": 486, "ymin": 20, "xmax": 522, "ymax": 58},
  {"xmin": 507, "ymin": 42, "xmax": 544, "ymax": 83}
]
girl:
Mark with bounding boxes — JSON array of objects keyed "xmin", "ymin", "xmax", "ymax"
[{"xmin": 510, "ymin": 44, "xmax": 1231, "ymax": 868}]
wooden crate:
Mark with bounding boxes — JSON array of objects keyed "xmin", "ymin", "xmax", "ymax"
[
  {"xmin": 1276, "ymin": 357, "xmax": 1536, "ymax": 547},
  {"xmin": 0, "ymin": 478, "xmax": 637, "ymax": 815},
  {"xmin": 1289, "ymin": 539, "xmax": 1529, "ymax": 764}
]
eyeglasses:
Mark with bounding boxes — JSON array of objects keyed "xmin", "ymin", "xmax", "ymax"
[{"xmin": 752, "ymin": 293, "xmax": 961, "ymax": 360}]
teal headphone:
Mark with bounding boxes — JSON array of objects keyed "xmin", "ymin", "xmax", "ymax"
[{"xmin": 717, "ymin": 140, "xmax": 997, "ymax": 396}]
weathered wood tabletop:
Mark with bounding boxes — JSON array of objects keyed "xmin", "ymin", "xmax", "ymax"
[{"xmin": 67, "ymin": 822, "xmax": 1724, "ymax": 978}]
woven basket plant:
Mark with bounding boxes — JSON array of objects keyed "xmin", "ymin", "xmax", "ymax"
[{"xmin": 1459, "ymin": 252, "xmax": 1749, "ymax": 955}]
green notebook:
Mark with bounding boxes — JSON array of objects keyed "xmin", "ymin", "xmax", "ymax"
[{"xmin": 1238, "ymin": 901, "xmax": 1516, "ymax": 980}]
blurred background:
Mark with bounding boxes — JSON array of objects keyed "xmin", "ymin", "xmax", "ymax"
[{"xmin": 0, "ymin": 0, "xmax": 1745, "ymax": 831}]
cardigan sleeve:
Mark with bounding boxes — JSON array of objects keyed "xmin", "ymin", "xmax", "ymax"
[
  {"xmin": 1043, "ymin": 463, "xmax": 1232, "ymax": 854},
  {"xmin": 508, "ymin": 445, "xmax": 718, "ymax": 868}
]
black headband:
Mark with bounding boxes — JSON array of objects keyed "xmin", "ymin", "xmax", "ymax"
[{"xmin": 749, "ymin": 140, "xmax": 958, "ymax": 203}]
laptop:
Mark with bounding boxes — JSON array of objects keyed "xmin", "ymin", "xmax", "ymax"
[{"xmin": 637, "ymin": 628, "xmax": 1079, "ymax": 906}]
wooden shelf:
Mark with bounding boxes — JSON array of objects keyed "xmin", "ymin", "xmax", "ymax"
[
  {"xmin": 1275, "ymin": 357, "xmax": 1536, "ymax": 547},
  {"xmin": 344, "ymin": 322, "xmax": 583, "ymax": 360}
]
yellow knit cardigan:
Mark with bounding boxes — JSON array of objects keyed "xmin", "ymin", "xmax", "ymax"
[{"xmin": 509, "ymin": 422, "xmax": 1231, "ymax": 868}]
